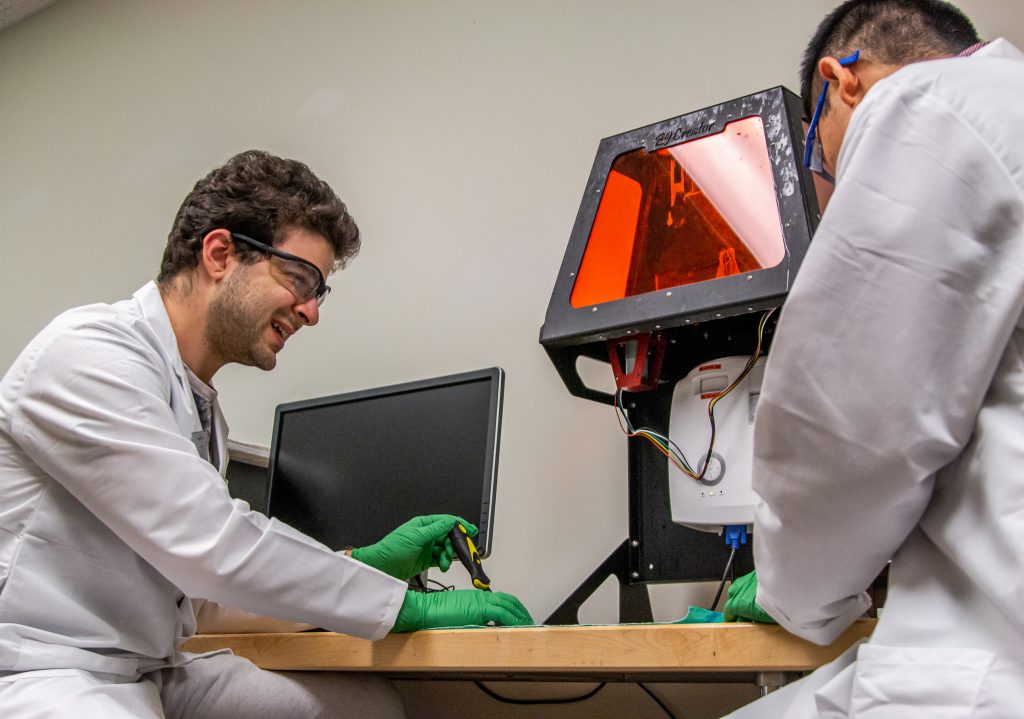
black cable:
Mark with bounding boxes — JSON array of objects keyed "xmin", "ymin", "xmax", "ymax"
[
  {"xmin": 710, "ymin": 546, "xmax": 738, "ymax": 612},
  {"xmin": 638, "ymin": 683, "xmax": 677, "ymax": 719},
  {"xmin": 409, "ymin": 576, "xmax": 454, "ymax": 593},
  {"xmin": 473, "ymin": 681, "xmax": 605, "ymax": 705},
  {"xmin": 425, "ymin": 578, "xmax": 454, "ymax": 592}
]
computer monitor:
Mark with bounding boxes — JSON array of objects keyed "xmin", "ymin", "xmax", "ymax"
[{"xmin": 266, "ymin": 368, "xmax": 504, "ymax": 557}]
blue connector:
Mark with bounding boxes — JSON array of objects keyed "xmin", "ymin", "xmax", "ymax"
[{"xmin": 724, "ymin": 524, "xmax": 748, "ymax": 551}]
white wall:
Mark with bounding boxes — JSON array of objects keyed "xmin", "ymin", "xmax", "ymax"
[{"xmin": 2, "ymin": 0, "xmax": 1020, "ymax": 639}]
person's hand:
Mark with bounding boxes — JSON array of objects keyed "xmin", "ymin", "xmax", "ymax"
[
  {"xmin": 351, "ymin": 515, "xmax": 476, "ymax": 581},
  {"xmin": 723, "ymin": 570, "xmax": 776, "ymax": 623},
  {"xmin": 391, "ymin": 589, "xmax": 534, "ymax": 633}
]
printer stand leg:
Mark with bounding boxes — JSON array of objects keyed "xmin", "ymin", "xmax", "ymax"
[{"xmin": 544, "ymin": 539, "xmax": 653, "ymax": 625}]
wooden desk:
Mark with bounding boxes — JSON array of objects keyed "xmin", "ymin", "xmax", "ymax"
[{"xmin": 182, "ymin": 620, "xmax": 874, "ymax": 684}]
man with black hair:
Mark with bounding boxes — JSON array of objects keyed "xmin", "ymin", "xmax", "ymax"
[
  {"xmin": 724, "ymin": 1, "xmax": 1024, "ymax": 716},
  {"xmin": 0, "ymin": 150, "xmax": 531, "ymax": 718}
]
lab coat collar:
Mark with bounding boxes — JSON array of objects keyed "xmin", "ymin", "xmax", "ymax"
[
  {"xmin": 133, "ymin": 281, "xmax": 190, "ymax": 396},
  {"xmin": 836, "ymin": 38, "xmax": 1023, "ymax": 185},
  {"xmin": 132, "ymin": 282, "xmax": 230, "ymax": 475},
  {"xmin": 974, "ymin": 38, "xmax": 1024, "ymax": 62}
]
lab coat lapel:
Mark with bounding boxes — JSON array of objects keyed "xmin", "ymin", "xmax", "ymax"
[
  {"xmin": 132, "ymin": 282, "xmax": 204, "ymax": 440},
  {"xmin": 133, "ymin": 282, "xmax": 231, "ymax": 475}
]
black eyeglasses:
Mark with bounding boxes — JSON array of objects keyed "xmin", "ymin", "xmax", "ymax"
[{"xmin": 229, "ymin": 232, "xmax": 331, "ymax": 307}]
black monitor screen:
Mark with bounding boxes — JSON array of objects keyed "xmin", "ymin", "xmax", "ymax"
[{"xmin": 266, "ymin": 368, "xmax": 503, "ymax": 556}]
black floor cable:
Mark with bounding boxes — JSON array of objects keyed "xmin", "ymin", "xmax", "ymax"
[
  {"xmin": 474, "ymin": 680, "xmax": 678, "ymax": 716},
  {"xmin": 638, "ymin": 683, "xmax": 677, "ymax": 719},
  {"xmin": 473, "ymin": 681, "xmax": 605, "ymax": 705},
  {"xmin": 710, "ymin": 546, "xmax": 738, "ymax": 612}
]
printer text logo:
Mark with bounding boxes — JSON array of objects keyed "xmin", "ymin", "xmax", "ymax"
[{"xmin": 654, "ymin": 122, "xmax": 716, "ymax": 148}]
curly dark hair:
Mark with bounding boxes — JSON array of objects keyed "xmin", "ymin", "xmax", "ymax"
[
  {"xmin": 157, "ymin": 150, "xmax": 360, "ymax": 284},
  {"xmin": 800, "ymin": 0, "xmax": 979, "ymax": 120}
]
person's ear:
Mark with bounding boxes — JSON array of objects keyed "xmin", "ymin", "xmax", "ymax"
[
  {"xmin": 818, "ymin": 56, "xmax": 865, "ymax": 110},
  {"xmin": 199, "ymin": 229, "xmax": 234, "ymax": 281}
]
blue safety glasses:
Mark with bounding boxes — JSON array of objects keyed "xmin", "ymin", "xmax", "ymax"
[{"xmin": 803, "ymin": 49, "xmax": 860, "ymax": 184}]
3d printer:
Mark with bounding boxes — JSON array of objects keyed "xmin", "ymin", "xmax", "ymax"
[{"xmin": 539, "ymin": 86, "xmax": 820, "ymax": 623}]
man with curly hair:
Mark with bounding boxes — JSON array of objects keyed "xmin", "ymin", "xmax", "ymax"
[{"xmin": 0, "ymin": 150, "xmax": 531, "ymax": 717}]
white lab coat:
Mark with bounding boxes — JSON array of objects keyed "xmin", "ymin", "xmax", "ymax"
[
  {"xmin": 729, "ymin": 39, "xmax": 1024, "ymax": 718},
  {"xmin": 0, "ymin": 282, "xmax": 406, "ymax": 682}
]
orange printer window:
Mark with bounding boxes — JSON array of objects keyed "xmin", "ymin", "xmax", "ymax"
[{"xmin": 570, "ymin": 116, "xmax": 786, "ymax": 308}]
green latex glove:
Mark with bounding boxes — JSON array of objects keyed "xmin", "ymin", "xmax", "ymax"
[
  {"xmin": 723, "ymin": 570, "xmax": 776, "ymax": 623},
  {"xmin": 391, "ymin": 589, "xmax": 534, "ymax": 633},
  {"xmin": 351, "ymin": 515, "xmax": 476, "ymax": 581}
]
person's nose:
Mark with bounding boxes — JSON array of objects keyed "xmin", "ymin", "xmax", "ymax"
[{"xmin": 295, "ymin": 296, "xmax": 320, "ymax": 326}]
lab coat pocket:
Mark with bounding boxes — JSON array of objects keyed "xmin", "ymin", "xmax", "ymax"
[{"xmin": 846, "ymin": 643, "xmax": 994, "ymax": 718}]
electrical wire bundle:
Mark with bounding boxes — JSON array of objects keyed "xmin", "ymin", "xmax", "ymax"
[{"xmin": 614, "ymin": 308, "xmax": 775, "ymax": 482}]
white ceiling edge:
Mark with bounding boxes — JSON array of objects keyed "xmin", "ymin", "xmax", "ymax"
[{"xmin": 0, "ymin": 0, "xmax": 62, "ymax": 32}]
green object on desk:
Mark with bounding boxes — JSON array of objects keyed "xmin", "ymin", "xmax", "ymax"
[
  {"xmin": 723, "ymin": 570, "xmax": 777, "ymax": 624},
  {"xmin": 391, "ymin": 589, "xmax": 534, "ymax": 633},
  {"xmin": 674, "ymin": 606, "xmax": 724, "ymax": 624},
  {"xmin": 352, "ymin": 514, "xmax": 476, "ymax": 581}
]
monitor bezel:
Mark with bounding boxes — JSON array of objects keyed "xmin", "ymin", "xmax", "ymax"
[{"xmin": 265, "ymin": 367, "xmax": 504, "ymax": 558}]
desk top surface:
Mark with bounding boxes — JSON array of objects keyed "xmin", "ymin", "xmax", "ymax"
[{"xmin": 182, "ymin": 621, "xmax": 874, "ymax": 679}]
